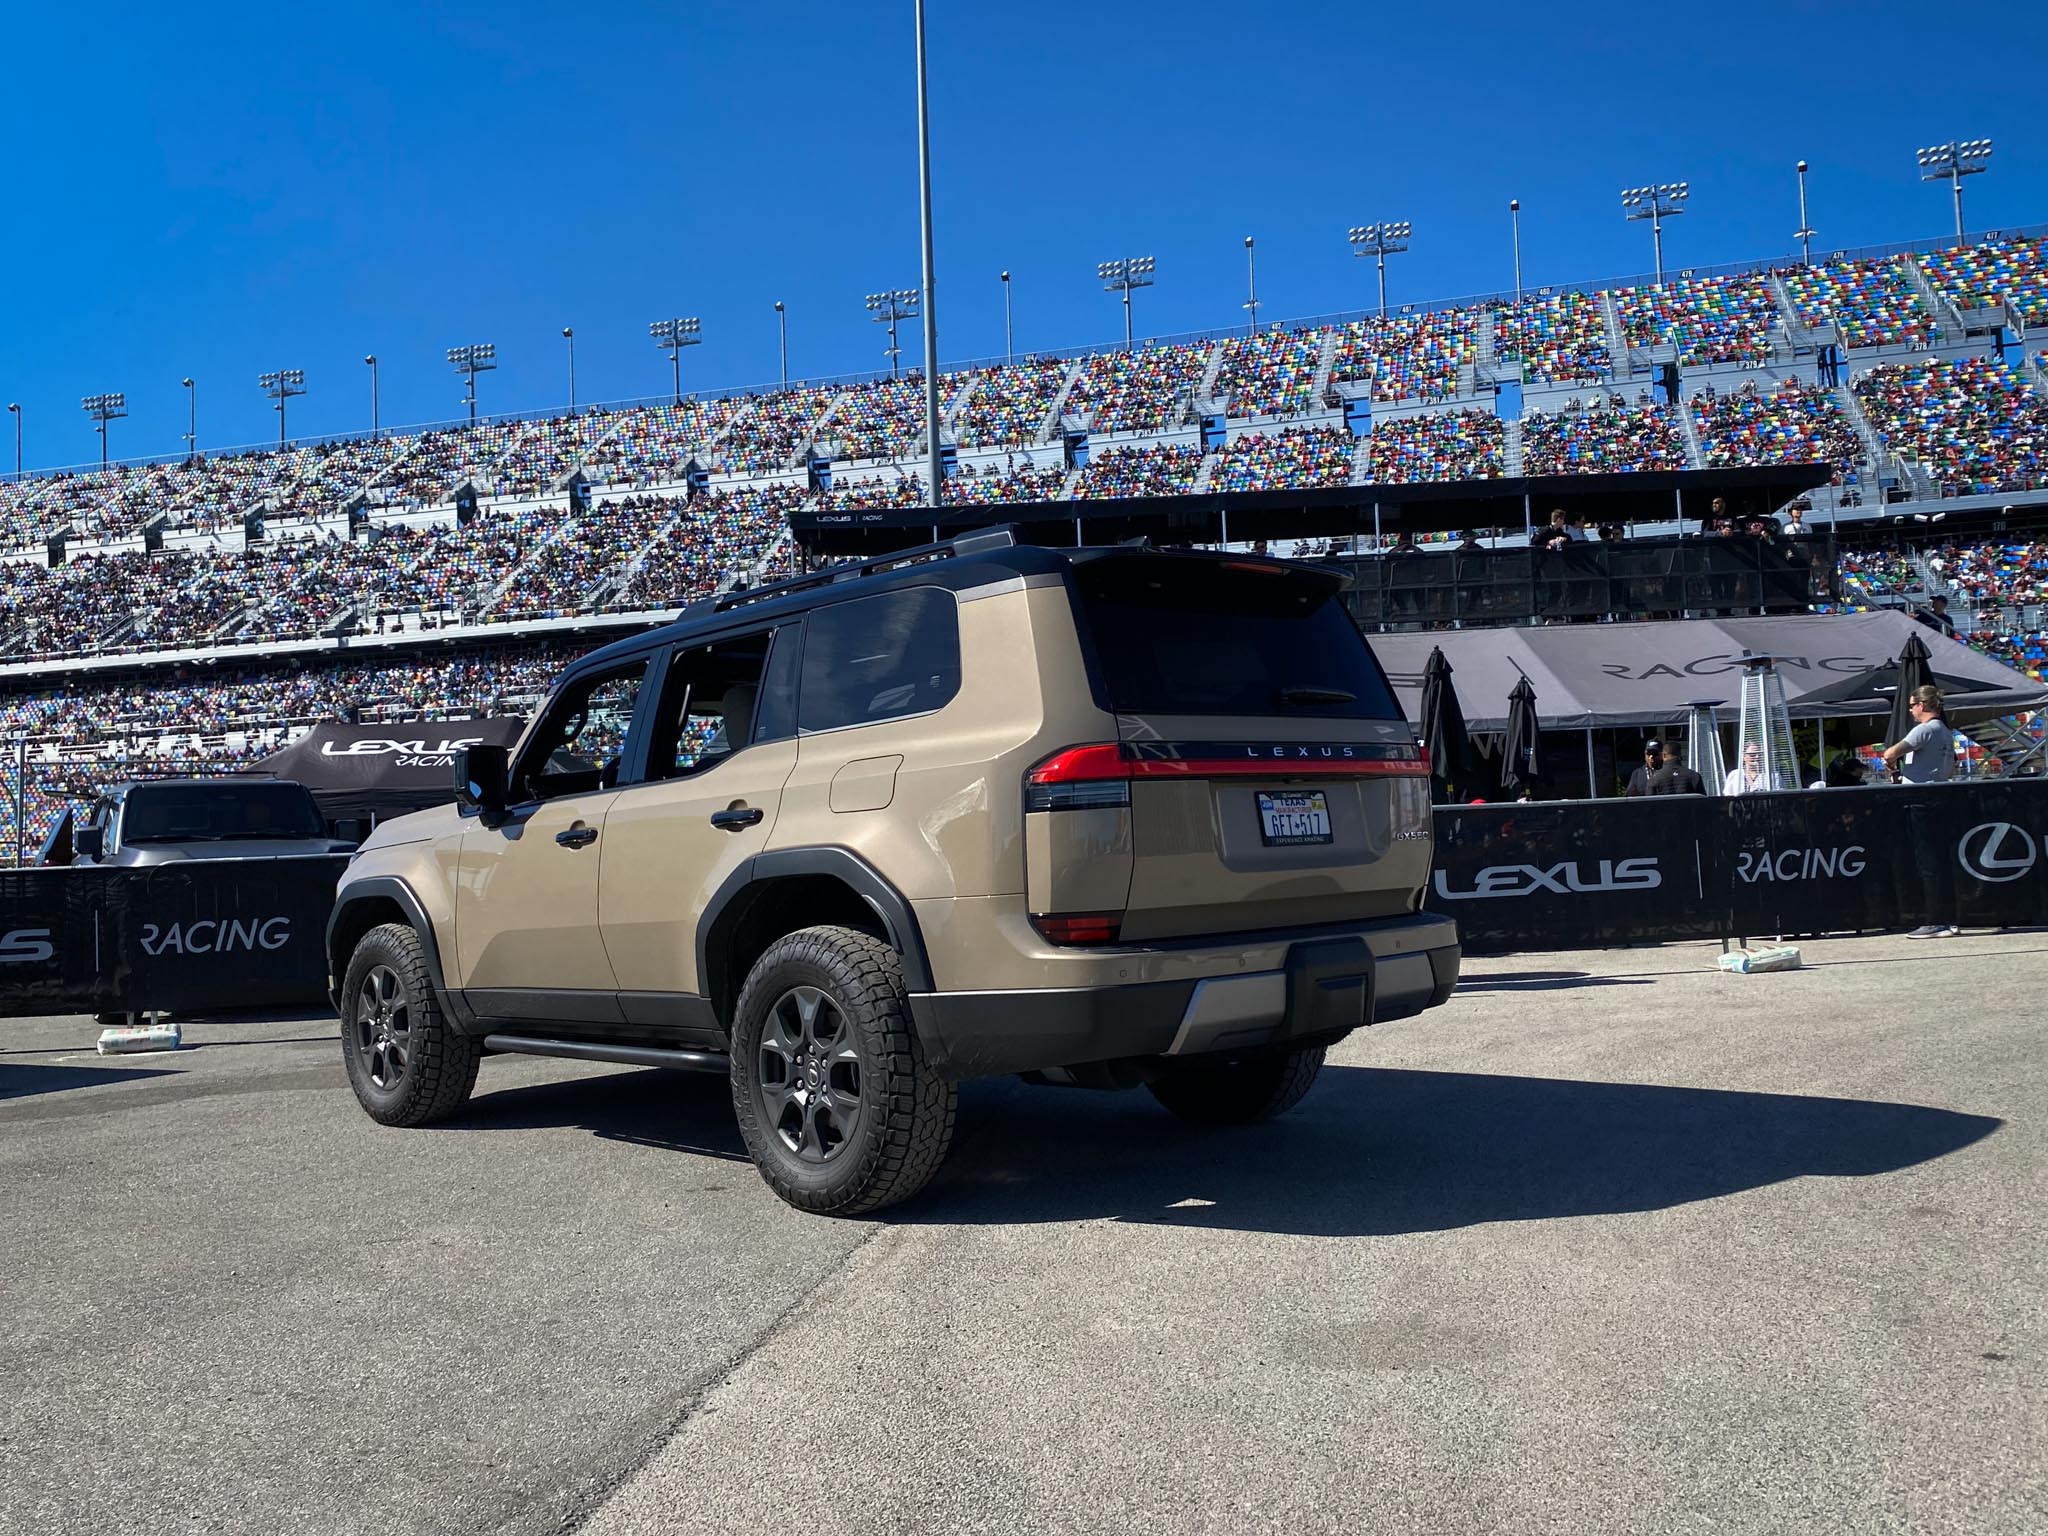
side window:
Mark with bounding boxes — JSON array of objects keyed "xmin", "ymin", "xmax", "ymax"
[
  {"xmin": 798, "ymin": 587, "xmax": 961, "ymax": 734},
  {"xmin": 511, "ymin": 660, "xmax": 649, "ymax": 803},
  {"xmin": 644, "ymin": 630, "xmax": 782, "ymax": 781}
]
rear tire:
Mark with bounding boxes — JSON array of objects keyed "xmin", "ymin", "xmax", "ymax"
[
  {"xmin": 340, "ymin": 923, "xmax": 480, "ymax": 1127},
  {"xmin": 729, "ymin": 925, "xmax": 956, "ymax": 1216},
  {"xmin": 1148, "ymin": 1045, "xmax": 1326, "ymax": 1125}
]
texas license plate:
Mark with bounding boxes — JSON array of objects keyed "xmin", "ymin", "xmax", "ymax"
[{"xmin": 1257, "ymin": 790, "xmax": 1331, "ymax": 846}]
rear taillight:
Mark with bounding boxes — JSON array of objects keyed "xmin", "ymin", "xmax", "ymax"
[
  {"xmin": 1025, "ymin": 743, "xmax": 1133, "ymax": 811},
  {"xmin": 1031, "ymin": 913, "xmax": 1123, "ymax": 945}
]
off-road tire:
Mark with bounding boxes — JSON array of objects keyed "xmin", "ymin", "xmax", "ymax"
[
  {"xmin": 730, "ymin": 925, "xmax": 956, "ymax": 1216},
  {"xmin": 1148, "ymin": 1045, "xmax": 1327, "ymax": 1125},
  {"xmin": 340, "ymin": 923, "xmax": 480, "ymax": 1127}
]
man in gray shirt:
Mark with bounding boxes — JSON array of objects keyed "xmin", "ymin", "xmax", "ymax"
[
  {"xmin": 1883, "ymin": 685, "xmax": 1957, "ymax": 785},
  {"xmin": 1883, "ymin": 685, "xmax": 1959, "ymax": 937}
]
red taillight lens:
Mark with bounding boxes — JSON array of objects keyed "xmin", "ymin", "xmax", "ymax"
[
  {"xmin": 1026, "ymin": 742, "xmax": 1133, "ymax": 811},
  {"xmin": 1031, "ymin": 913, "xmax": 1123, "ymax": 945}
]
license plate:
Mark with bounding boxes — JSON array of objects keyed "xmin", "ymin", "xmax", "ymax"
[{"xmin": 1257, "ymin": 790, "xmax": 1331, "ymax": 846}]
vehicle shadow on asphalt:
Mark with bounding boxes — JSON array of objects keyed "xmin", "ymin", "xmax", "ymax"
[
  {"xmin": 441, "ymin": 1067, "xmax": 752, "ymax": 1161},
  {"xmin": 0, "ymin": 1062, "xmax": 178, "ymax": 1103},
  {"xmin": 911, "ymin": 1067, "xmax": 2002, "ymax": 1236},
  {"xmin": 1455, "ymin": 971, "xmax": 1657, "ymax": 992}
]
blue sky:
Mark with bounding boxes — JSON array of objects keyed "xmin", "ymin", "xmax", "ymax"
[{"xmin": 3, "ymin": 0, "xmax": 2044, "ymax": 468}]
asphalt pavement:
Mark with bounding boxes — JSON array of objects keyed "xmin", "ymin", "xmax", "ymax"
[{"xmin": 2, "ymin": 931, "xmax": 2041, "ymax": 1535}]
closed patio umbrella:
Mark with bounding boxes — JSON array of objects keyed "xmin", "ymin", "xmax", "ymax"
[
  {"xmin": 1418, "ymin": 645, "xmax": 1473, "ymax": 804},
  {"xmin": 1885, "ymin": 631, "xmax": 1934, "ymax": 750},
  {"xmin": 1502, "ymin": 674, "xmax": 1543, "ymax": 800}
]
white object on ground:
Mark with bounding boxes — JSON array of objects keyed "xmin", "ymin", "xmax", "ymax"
[
  {"xmin": 96, "ymin": 1019, "xmax": 182, "ymax": 1054},
  {"xmin": 1716, "ymin": 946, "xmax": 1803, "ymax": 974}
]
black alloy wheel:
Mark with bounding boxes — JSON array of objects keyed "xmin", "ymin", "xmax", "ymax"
[
  {"xmin": 353, "ymin": 963, "xmax": 413, "ymax": 1092},
  {"xmin": 753, "ymin": 984, "xmax": 865, "ymax": 1164}
]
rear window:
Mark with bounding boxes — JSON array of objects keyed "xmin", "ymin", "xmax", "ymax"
[
  {"xmin": 121, "ymin": 782, "xmax": 325, "ymax": 843},
  {"xmin": 1073, "ymin": 558, "xmax": 1402, "ymax": 720},
  {"xmin": 799, "ymin": 587, "xmax": 961, "ymax": 733}
]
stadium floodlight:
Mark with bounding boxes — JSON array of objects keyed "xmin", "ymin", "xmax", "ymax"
[
  {"xmin": 1620, "ymin": 183, "xmax": 1688, "ymax": 288},
  {"xmin": 80, "ymin": 392, "xmax": 126, "ymax": 468},
  {"xmin": 1917, "ymin": 139, "xmax": 1993, "ymax": 241},
  {"xmin": 999, "ymin": 273, "xmax": 1012, "ymax": 365},
  {"xmin": 1793, "ymin": 161, "xmax": 1816, "ymax": 267},
  {"xmin": 1348, "ymin": 222, "xmax": 1411, "ymax": 318},
  {"xmin": 446, "ymin": 344, "xmax": 496, "ymax": 427},
  {"xmin": 562, "ymin": 327, "xmax": 576, "ymax": 413},
  {"xmin": 648, "ymin": 318, "xmax": 701, "ymax": 405},
  {"xmin": 864, "ymin": 290, "xmax": 920, "ymax": 380},
  {"xmin": 182, "ymin": 377, "xmax": 196, "ymax": 463},
  {"xmin": 1509, "ymin": 200, "xmax": 1523, "ymax": 306},
  {"xmin": 364, "ymin": 356, "xmax": 380, "ymax": 438},
  {"xmin": 774, "ymin": 301, "xmax": 788, "ymax": 389},
  {"xmin": 914, "ymin": 0, "xmax": 944, "ymax": 509},
  {"xmin": 258, "ymin": 368, "xmax": 307, "ymax": 447},
  {"xmin": 6, "ymin": 403, "xmax": 19, "ymax": 483},
  {"xmin": 1096, "ymin": 257, "xmax": 1154, "ymax": 352},
  {"xmin": 1243, "ymin": 237, "xmax": 1260, "ymax": 336}
]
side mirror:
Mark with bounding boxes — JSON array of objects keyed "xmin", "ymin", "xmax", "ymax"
[
  {"xmin": 454, "ymin": 744, "xmax": 509, "ymax": 819},
  {"xmin": 75, "ymin": 826, "xmax": 105, "ymax": 860}
]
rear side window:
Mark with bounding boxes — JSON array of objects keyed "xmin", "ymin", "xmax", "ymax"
[
  {"xmin": 1073, "ymin": 558, "xmax": 1402, "ymax": 720},
  {"xmin": 799, "ymin": 587, "xmax": 961, "ymax": 733},
  {"xmin": 120, "ymin": 782, "xmax": 325, "ymax": 843}
]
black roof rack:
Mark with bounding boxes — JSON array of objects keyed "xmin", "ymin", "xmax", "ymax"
[{"xmin": 696, "ymin": 523, "xmax": 1021, "ymax": 615}]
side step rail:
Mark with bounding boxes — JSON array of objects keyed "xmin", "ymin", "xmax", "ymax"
[{"xmin": 481, "ymin": 1034, "xmax": 730, "ymax": 1073}]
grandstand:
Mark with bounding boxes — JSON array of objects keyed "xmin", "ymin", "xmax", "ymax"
[{"xmin": 8, "ymin": 217, "xmax": 2048, "ymax": 857}]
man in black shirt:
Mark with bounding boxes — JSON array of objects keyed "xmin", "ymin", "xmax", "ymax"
[
  {"xmin": 1647, "ymin": 741, "xmax": 1706, "ymax": 795},
  {"xmin": 1914, "ymin": 594, "xmax": 1957, "ymax": 639},
  {"xmin": 1623, "ymin": 738, "xmax": 1662, "ymax": 797}
]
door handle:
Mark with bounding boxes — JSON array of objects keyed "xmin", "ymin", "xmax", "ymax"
[
  {"xmin": 710, "ymin": 805, "xmax": 765, "ymax": 831},
  {"xmin": 555, "ymin": 824, "xmax": 599, "ymax": 849}
]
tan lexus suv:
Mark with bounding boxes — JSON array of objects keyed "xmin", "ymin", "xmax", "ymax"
[{"xmin": 329, "ymin": 528, "xmax": 1460, "ymax": 1214}]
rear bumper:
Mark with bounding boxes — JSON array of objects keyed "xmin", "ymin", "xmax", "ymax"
[{"xmin": 908, "ymin": 913, "xmax": 1459, "ymax": 1079}]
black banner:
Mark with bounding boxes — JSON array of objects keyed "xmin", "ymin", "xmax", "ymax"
[
  {"xmin": 1432, "ymin": 781, "xmax": 2048, "ymax": 952},
  {"xmin": 0, "ymin": 856, "xmax": 346, "ymax": 1019}
]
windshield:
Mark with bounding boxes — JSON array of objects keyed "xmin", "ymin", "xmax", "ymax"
[
  {"xmin": 1072, "ymin": 557, "xmax": 1403, "ymax": 720},
  {"xmin": 121, "ymin": 782, "xmax": 325, "ymax": 843}
]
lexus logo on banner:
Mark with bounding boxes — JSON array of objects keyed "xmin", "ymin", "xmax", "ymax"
[{"xmin": 1957, "ymin": 822, "xmax": 2039, "ymax": 884}]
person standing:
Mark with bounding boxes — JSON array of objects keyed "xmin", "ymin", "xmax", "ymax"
[
  {"xmin": 1723, "ymin": 741, "xmax": 1785, "ymax": 795},
  {"xmin": 1624, "ymin": 739, "xmax": 1662, "ymax": 797},
  {"xmin": 1914, "ymin": 594, "xmax": 1957, "ymax": 639},
  {"xmin": 1882, "ymin": 685, "xmax": 1960, "ymax": 939},
  {"xmin": 1648, "ymin": 741, "xmax": 1707, "ymax": 795}
]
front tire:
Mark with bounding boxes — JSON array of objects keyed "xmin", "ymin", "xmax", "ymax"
[
  {"xmin": 340, "ymin": 923, "xmax": 480, "ymax": 1127},
  {"xmin": 729, "ymin": 925, "xmax": 956, "ymax": 1216},
  {"xmin": 1148, "ymin": 1045, "xmax": 1326, "ymax": 1125}
]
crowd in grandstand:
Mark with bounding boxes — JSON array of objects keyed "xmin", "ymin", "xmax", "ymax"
[
  {"xmin": 1365, "ymin": 410, "xmax": 1503, "ymax": 482},
  {"xmin": 1692, "ymin": 377, "xmax": 1865, "ymax": 479},
  {"xmin": 1854, "ymin": 357, "xmax": 2048, "ymax": 497},
  {"xmin": 1211, "ymin": 428, "xmax": 1356, "ymax": 492},
  {"xmin": 1615, "ymin": 272, "xmax": 1781, "ymax": 367},
  {"xmin": 1075, "ymin": 442, "xmax": 1204, "ymax": 498},
  {"xmin": 1522, "ymin": 398, "xmax": 1688, "ymax": 475}
]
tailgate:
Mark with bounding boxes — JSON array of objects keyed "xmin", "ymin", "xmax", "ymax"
[{"xmin": 1070, "ymin": 553, "xmax": 1431, "ymax": 943}]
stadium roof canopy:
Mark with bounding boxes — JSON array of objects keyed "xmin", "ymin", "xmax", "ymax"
[{"xmin": 790, "ymin": 463, "xmax": 1833, "ymax": 557}]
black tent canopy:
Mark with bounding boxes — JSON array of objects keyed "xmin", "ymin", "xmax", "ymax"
[
  {"xmin": 252, "ymin": 719, "xmax": 527, "ymax": 824},
  {"xmin": 791, "ymin": 464, "xmax": 1832, "ymax": 558}
]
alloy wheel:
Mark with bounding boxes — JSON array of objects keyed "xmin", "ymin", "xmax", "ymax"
[
  {"xmin": 755, "ymin": 984, "xmax": 864, "ymax": 1163},
  {"xmin": 354, "ymin": 964, "xmax": 412, "ymax": 1091}
]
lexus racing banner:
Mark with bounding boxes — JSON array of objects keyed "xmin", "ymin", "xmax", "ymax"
[
  {"xmin": 1432, "ymin": 781, "xmax": 2048, "ymax": 952},
  {"xmin": 0, "ymin": 856, "xmax": 346, "ymax": 1018}
]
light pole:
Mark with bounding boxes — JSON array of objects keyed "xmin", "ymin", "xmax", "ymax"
[
  {"xmin": 562, "ymin": 327, "xmax": 576, "ymax": 413},
  {"xmin": 182, "ymin": 377, "xmax": 196, "ymax": 463},
  {"xmin": 914, "ymin": 0, "xmax": 944, "ymax": 507},
  {"xmin": 1096, "ymin": 257, "xmax": 1155, "ymax": 352},
  {"xmin": 648, "ymin": 319, "xmax": 701, "ymax": 406},
  {"xmin": 774, "ymin": 302, "xmax": 788, "ymax": 388},
  {"xmin": 1000, "ymin": 272, "xmax": 1012, "ymax": 363},
  {"xmin": 1243, "ymin": 237, "xmax": 1260, "ymax": 335},
  {"xmin": 1348, "ymin": 222, "xmax": 1411, "ymax": 318},
  {"xmin": 6, "ymin": 403, "xmax": 19, "ymax": 482},
  {"xmin": 446, "ymin": 344, "xmax": 496, "ymax": 427},
  {"xmin": 258, "ymin": 369, "xmax": 306, "ymax": 446},
  {"xmin": 1620, "ymin": 183, "xmax": 1689, "ymax": 288},
  {"xmin": 364, "ymin": 355, "xmax": 379, "ymax": 438},
  {"xmin": 865, "ymin": 290, "xmax": 920, "ymax": 380},
  {"xmin": 81, "ymin": 393, "xmax": 126, "ymax": 469},
  {"xmin": 1917, "ymin": 139, "xmax": 1993, "ymax": 241},
  {"xmin": 1793, "ymin": 161, "xmax": 1816, "ymax": 267},
  {"xmin": 1510, "ymin": 200, "xmax": 1524, "ymax": 305}
]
